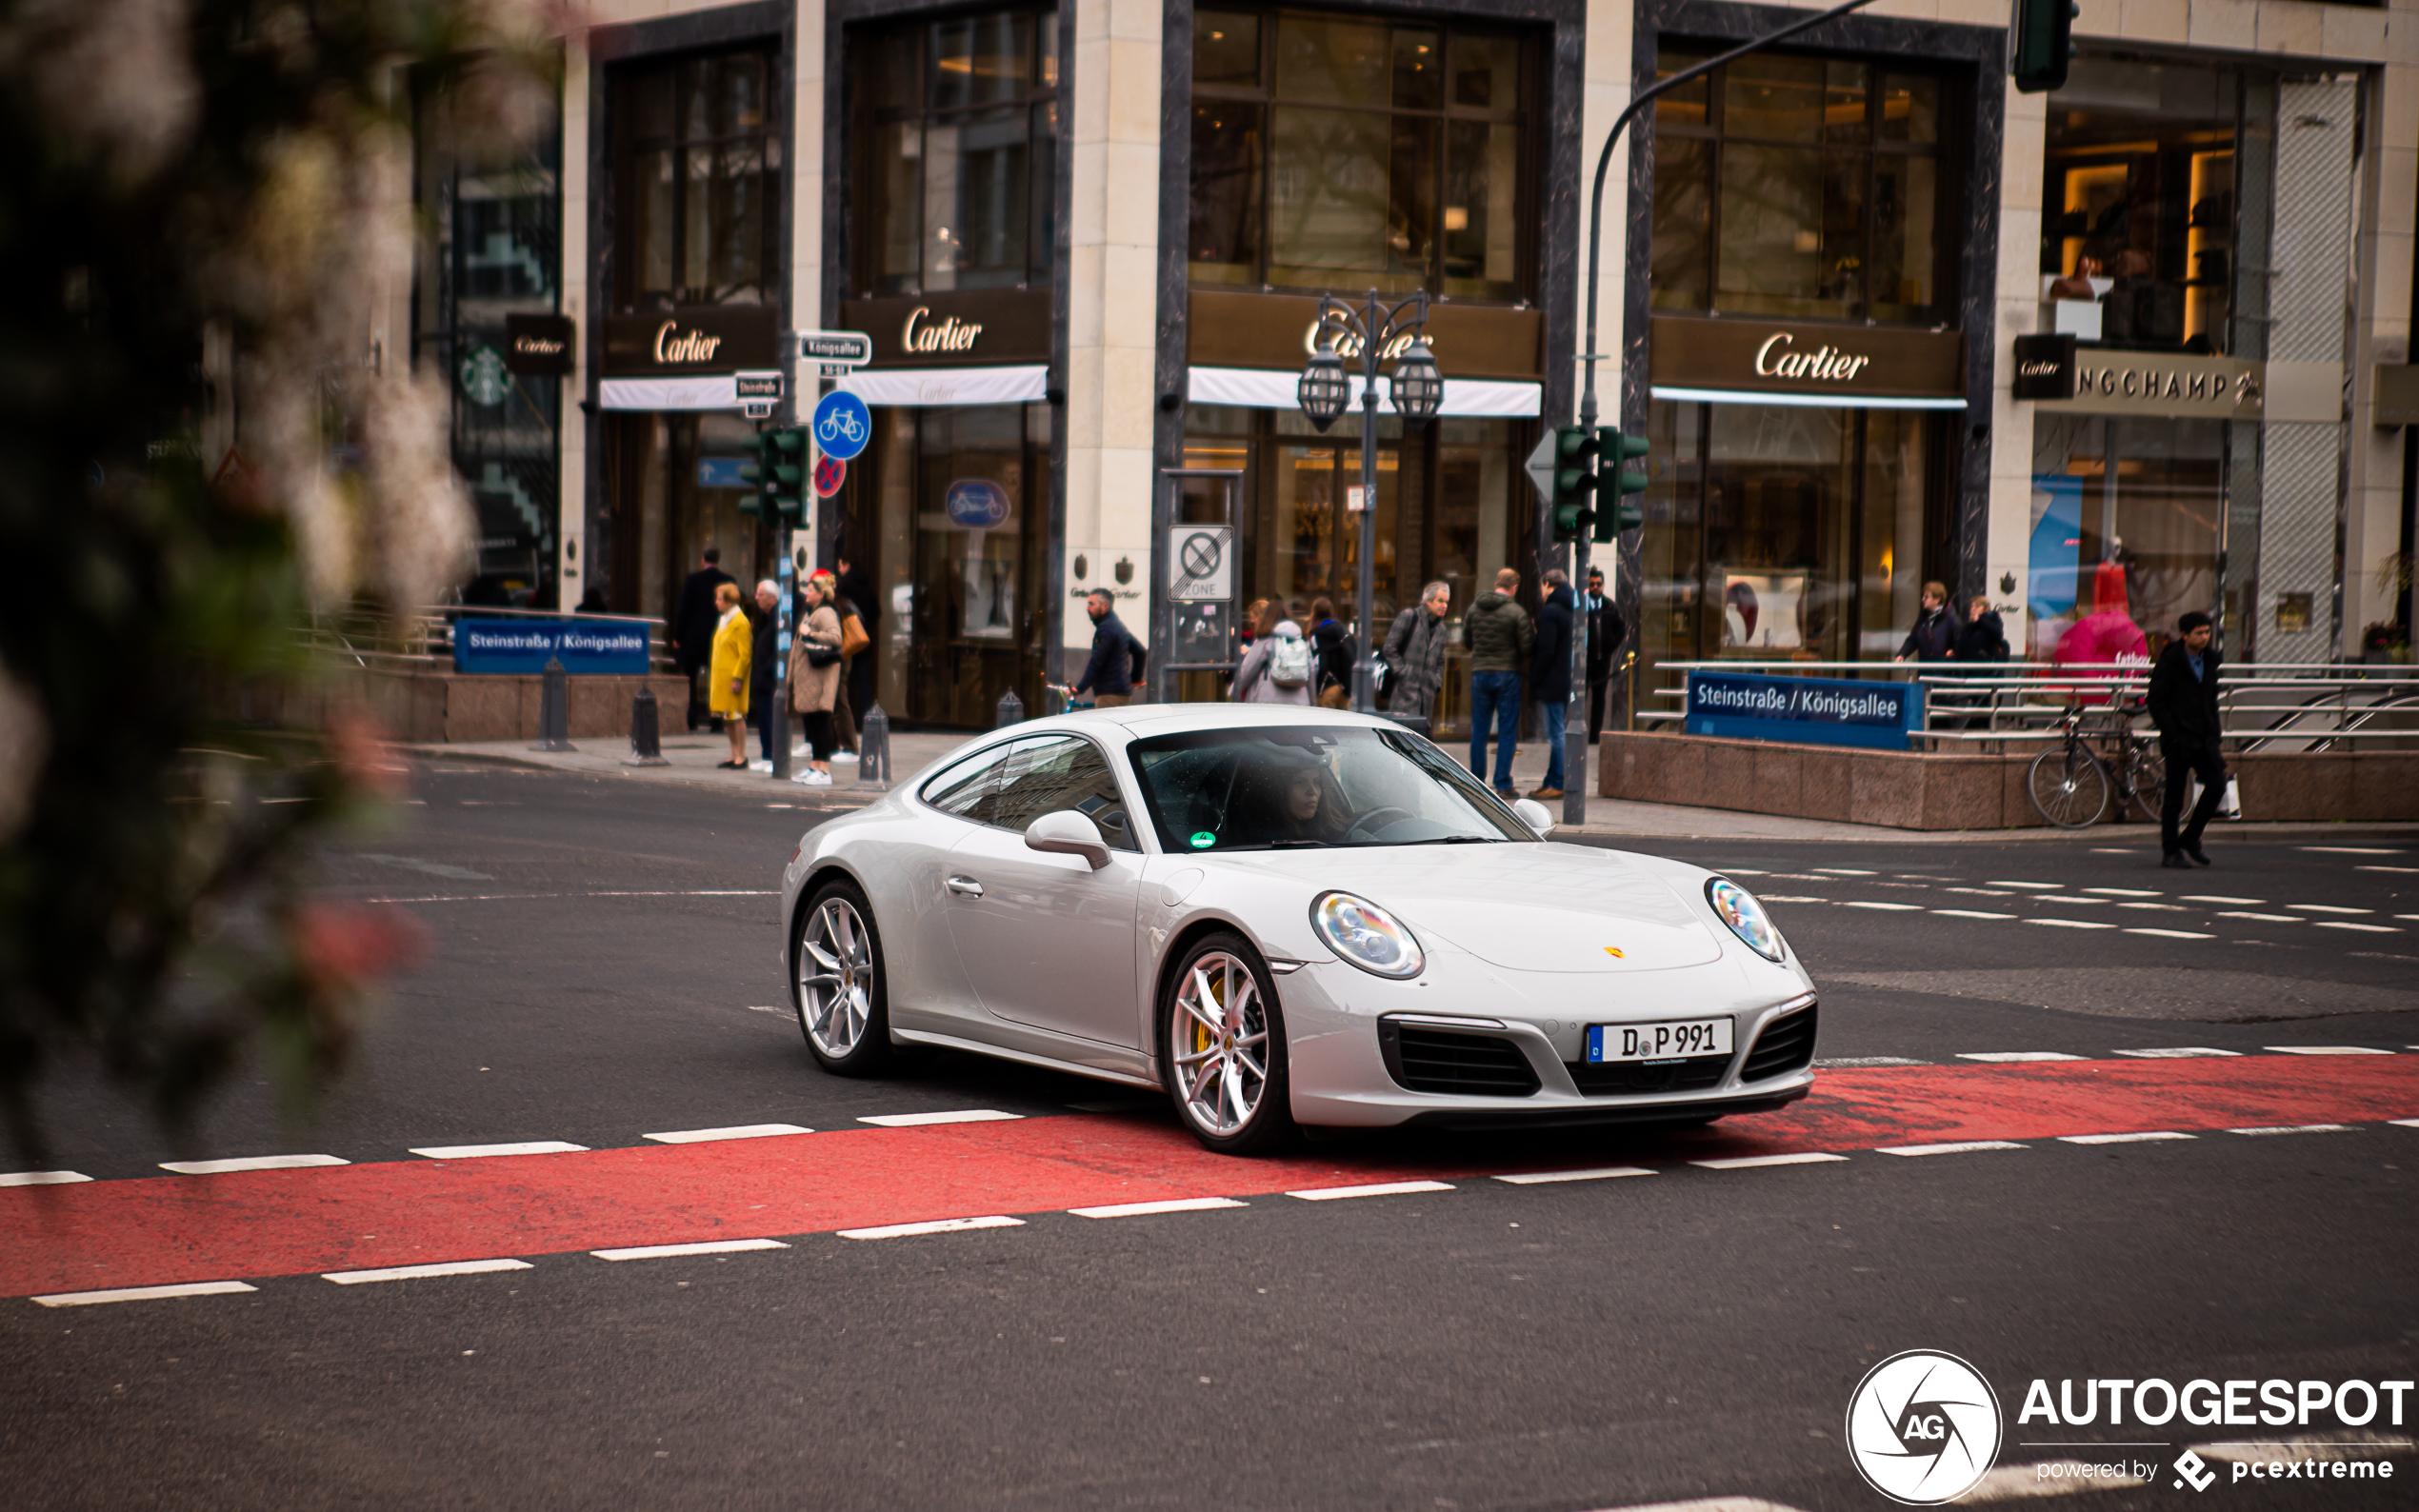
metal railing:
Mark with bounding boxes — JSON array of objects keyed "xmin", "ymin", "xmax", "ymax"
[
  {"xmin": 299, "ymin": 604, "xmax": 678, "ymax": 674},
  {"xmin": 1638, "ymin": 660, "xmax": 2419, "ymax": 750}
]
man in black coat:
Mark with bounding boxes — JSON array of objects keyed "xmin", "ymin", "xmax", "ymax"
[
  {"xmin": 2146, "ymin": 610, "xmax": 2226, "ymax": 867},
  {"xmin": 1528, "ymin": 569, "xmax": 1575, "ymax": 800},
  {"xmin": 748, "ymin": 580, "xmax": 782, "ymax": 766},
  {"xmin": 670, "ymin": 546, "xmax": 734, "ymax": 730},
  {"xmin": 1071, "ymin": 589, "xmax": 1139, "ymax": 706},
  {"xmin": 1583, "ymin": 566, "xmax": 1626, "ymax": 743}
]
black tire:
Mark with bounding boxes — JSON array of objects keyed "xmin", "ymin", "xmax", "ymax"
[
  {"xmin": 2027, "ymin": 745, "xmax": 2109, "ymax": 828},
  {"xmin": 1160, "ymin": 932, "xmax": 1297, "ymax": 1155},
  {"xmin": 790, "ymin": 878, "xmax": 893, "ymax": 1075}
]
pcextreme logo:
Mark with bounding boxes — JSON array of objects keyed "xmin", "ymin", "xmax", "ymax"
[{"xmin": 1845, "ymin": 1350, "xmax": 2004, "ymax": 1504}]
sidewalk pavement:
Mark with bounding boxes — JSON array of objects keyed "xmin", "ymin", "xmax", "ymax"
[{"xmin": 405, "ymin": 722, "xmax": 2411, "ymax": 846}]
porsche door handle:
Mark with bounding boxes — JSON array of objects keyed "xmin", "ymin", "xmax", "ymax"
[{"xmin": 945, "ymin": 875, "xmax": 985, "ymax": 899}]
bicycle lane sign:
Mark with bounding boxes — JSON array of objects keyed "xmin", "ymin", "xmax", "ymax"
[{"xmin": 811, "ymin": 390, "xmax": 871, "ymax": 462}]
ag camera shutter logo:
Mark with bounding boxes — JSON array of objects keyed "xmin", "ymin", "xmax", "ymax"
[{"xmin": 1845, "ymin": 1350, "xmax": 2003, "ymax": 1503}]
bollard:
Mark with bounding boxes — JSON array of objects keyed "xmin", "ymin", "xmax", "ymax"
[
  {"xmin": 994, "ymin": 687, "xmax": 1025, "ymax": 728},
  {"xmin": 856, "ymin": 703, "xmax": 891, "ymax": 788},
  {"xmin": 532, "ymin": 657, "xmax": 574, "ymax": 752},
  {"xmin": 624, "ymin": 686, "xmax": 670, "ymax": 766}
]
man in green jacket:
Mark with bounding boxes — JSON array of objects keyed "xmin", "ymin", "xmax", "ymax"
[{"xmin": 1464, "ymin": 567, "xmax": 1533, "ymax": 797}]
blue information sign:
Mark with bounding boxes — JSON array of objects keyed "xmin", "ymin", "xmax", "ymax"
[
  {"xmin": 811, "ymin": 389, "xmax": 871, "ymax": 461},
  {"xmin": 452, "ymin": 618, "xmax": 651, "ymax": 676},
  {"xmin": 1683, "ymin": 670, "xmax": 1925, "ymax": 750},
  {"xmin": 944, "ymin": 478, "xmax": 1012, "ymax": 529}
]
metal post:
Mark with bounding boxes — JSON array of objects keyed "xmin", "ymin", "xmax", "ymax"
[
  {"xmin": 624, "ymin": 686, "xmax": 670, "ymax": 766},
  {"xmin": 856, "ymin": 702, "xmax": 891, "ymax": 788},
  {"xmin": 770, "ymin": 329, "xmax": 802, "ymax": 781},
  {"xmin": 995, "ymin": 687, "xmax": 1025, "ymax": 727},
  {"xmin": 1353, "ymin": 290, "xmax": 1381, "ymax": 714},
  {"xmin": 533, "ymin": 656, "xmax": 573, "ymax": 751}
]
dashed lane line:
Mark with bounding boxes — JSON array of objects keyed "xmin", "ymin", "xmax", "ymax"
[
  {"xmin": 2086, "ymin": 887, "xmax": 2163, "ymax": 897},
  {"xmin": 409, "ymin": 1142, "xmax": 589, "ymax": 1159},
  {"xmin": 2125, "ymin": 927, "xmax": 2215, "ymax": 940},
  {"xmin": 1690, "ymin": 1152, "xmax": 1849, "ymax": 1171},
  {"xmin": 2289, "ymin": 904, "xmax": 2373, "ymax": 914},
  {"xmin": 159, "ymin": 1154, "xmax": 348, "ymax": 1175},
  {"xmin": 1989, "ymin": 880, "xmax": 2065, "ymax": 889},
  {"xmin": 1492, "ymin": 1166, "xmax": 1657, "ymax": 1185},
  {"xmin": 1841, "ymin": 901, "xmax": 1922, "ymax": 911},
  {"xmin": 1959, "ymin": 1052, "xmax": 2086, "ymax": 1064},
  {"xmin": 2393, "ymin": 1118, "xmax": 2419, "ymax": 1128},
  {"xmin": 2112, "ymin": 1047, "xmax": 2238, "ymax": 1059},
  {"xmin": 1069, "ymin": 1197, "xmax": 1249, "ymax": 1218},
  {"xmin": 838, "ymin": 1215, "xmax": 1024, "ymax": 1241},
  {"xmin": 591, "ymin": 1239, "xmax": 790, "ymax": 1261},
  {"xmin": 2115, "ymin": 901, "xmax": 2188, "ymax": 910},
  {"xmin": 1287, "ymin": 1180, "xmax": 1454, "ymax": 1201},
  {"xmin": 1813, "ymin": 867, "xmax": 1878, "ymax": 876},
  {"xmin": 1876, "ymin": 1141, "xmax": 2028, "ymax": 1157},
  {"xmin": 641, "ymin": 1124, "xmax": 812, "ymax": 1144},
  {"xmin": 323, "ymin": 1259, "xmax": 532, "ymax": 1284},
  {"xmin": 2184, "ymin": 895, "xmax": 2266, "ymax": 905},
  {"xmin": 2029, "ymin": 919, "xmax": 2117, "ymax": 929},
  {"xmin": 856, "ymin": 1110, "xmax": 1024, "ymax": 1128},
  {"xmin": 2265, "ymin": 1045, "xmax": 2394, "ymax": 1056},
  {"xmin": 2361, "ymin": 865, "xmax": 2419, "ymax": 873},
  {"xmin": 1934, "ymin": 908, "xmax": 2017, "ymax": 920},
  {"xmin": 2217, "ymin": 911, "xmax": 2300, "ymax": 923},
  {"xmin": 2316, "ymin": 922, "xmax": 2400, "ymax": 933},
  {"xmin": 2302, "ymin": 846, "xmax": 2403, "ymax": 854},
  {"xmin": 2061, "ymin": 1130, "xmax": 2196, "ymax": 1144},
  {"xmin": 1, "ymin": 1171, "xmax": 91, "ymax": 1186},
  {"xmin": 2226, "ymin": 1124, "xmax": 2353, "ymax": 1136},
  {"xmin": 33, "ymin": 1281, "xmax": 257, "ymax": 1308}
]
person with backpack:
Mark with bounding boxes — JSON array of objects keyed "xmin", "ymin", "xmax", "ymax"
[
  {"xmin": 1072, "ymin": 587, "xmax": 1142, "ymax": 707},
  {"xmin": 1306, "ymin": 595, "xmax": 1355, "ymax": 709},
  {"xmin": 1233, "ymin": 609, "xmax": 1313, "ymax": 705}
]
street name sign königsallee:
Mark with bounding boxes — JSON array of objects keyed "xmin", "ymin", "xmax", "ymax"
[
  {"xmin": 453, "ymin": 619, "xmax": 650, "ymax": 676},
  {"xmin": 1683, "ymin": 669, "xmax": 1926, "ymax": 750}
]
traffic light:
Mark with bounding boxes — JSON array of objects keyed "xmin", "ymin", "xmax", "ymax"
[
  {"xmin": 2010, "ymin": 0, "xmax": 2076, "ymax": 93},
  {"xmin": 739, "ymin": 426, "xmax": 809, "ymax": 521},
  {"xmin": 1597, "ymin": 428, "xmax": 1650, "ymax": 541},
  {"xmin": 1549, "ymin": 425, "xmax": 1597, "ymax": 541}
]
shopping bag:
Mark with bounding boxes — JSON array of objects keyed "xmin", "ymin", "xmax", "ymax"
[{"xmin": 2217, "ymin": 776, "xmax": 2243, "ymax": 821}]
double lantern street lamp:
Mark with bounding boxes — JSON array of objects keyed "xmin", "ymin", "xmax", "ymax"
[{"xmin": 1295, "ymin": 290, "xmax": 1444, "ymax": 714}]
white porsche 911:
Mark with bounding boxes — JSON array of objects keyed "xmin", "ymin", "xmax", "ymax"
[{"xmin": 778, "ymin": 706, "xmax": 1817, "ymax": 1154}]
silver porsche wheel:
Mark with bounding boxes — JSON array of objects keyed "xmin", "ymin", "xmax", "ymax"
[
  {"xmin": 1163, "ymin": 936, "xmax": 1293, "ymax": 1152},
  {"xmin": 793, "ymin": 882, "xmax": 890, "ymax": 1073}
]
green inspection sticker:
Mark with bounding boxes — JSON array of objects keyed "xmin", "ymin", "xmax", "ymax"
[{"xmin": 1190, "ymin": 831, "xmax": 1217, "ymax": 848}]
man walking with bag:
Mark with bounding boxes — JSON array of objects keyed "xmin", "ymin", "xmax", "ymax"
[{"xmin": 2148, "ymin": 610, "xmax": 2227, "ymax": 867}]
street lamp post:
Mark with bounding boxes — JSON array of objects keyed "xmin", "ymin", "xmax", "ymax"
[{"xmin": 1296, "ymin": 289, "xmax": 1443, "ymax": 714}]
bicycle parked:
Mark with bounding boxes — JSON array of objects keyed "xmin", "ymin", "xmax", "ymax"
[{"xmin": 2027, "ymin": 696, "xmax": 2161, "ymax": 828}]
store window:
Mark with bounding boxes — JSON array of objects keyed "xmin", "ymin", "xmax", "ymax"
[
  {"xmin": 1650, "ymin": 48, "xmax": 1949, "ymax": 324},
  {"xmin": 855, "ymin": 8, "xmax": 1060, "ymax": 297},
  {"xmin": 2027, "ymin": 416, "xmax": 2228, "ymax": 662},
  {"xmin": 613, "ymin": 50, "xmax": 781, "ymax": 309},
  {"xmin": 1190, "ymin": 9, "xmax": 1531, "ymax": 301},
  {"xmin": 2038, "ymin": 57, "xmax": 2276, "ymax": 354}
]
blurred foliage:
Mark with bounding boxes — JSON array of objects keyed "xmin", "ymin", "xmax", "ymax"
[{"xmin": 0, "ymin": 0, "xmax": 558, "ymax": 1159}]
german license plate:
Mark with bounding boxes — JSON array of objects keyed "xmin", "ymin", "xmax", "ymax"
[{"xmin": 1586, "ymin": 1019, "xmax": 1732, "ymax": 1063}]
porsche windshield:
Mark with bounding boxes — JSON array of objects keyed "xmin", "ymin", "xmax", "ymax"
[{"xmin": 1126, "ymin": 726, "xmax": 1535, "ymax": 852}]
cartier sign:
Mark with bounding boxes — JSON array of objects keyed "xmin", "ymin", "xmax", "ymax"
[
  {"xmin": 504, "ymin": 313, "xmax": 575, "ymax": 376},
  {"xmin": 841, "ymin": 289, "xmax": 1051, "ymax": 368},
  {"xmin": 1190, "ymin": 289, "xmax": 1543, "ymax": 381},
  {"xmin": 601, "ymin": 305, "xmax": 776, "ymax": 378},
  {"xmin": 1649, "ymin": 316, "xmax": 1965, "ymax": 402}
]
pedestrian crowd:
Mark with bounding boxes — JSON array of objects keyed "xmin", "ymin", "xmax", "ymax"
[{"xmin": 667, "ymin": 544, "xmax": 879, "ymax": 785}]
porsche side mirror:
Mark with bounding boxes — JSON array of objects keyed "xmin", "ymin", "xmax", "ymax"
[
  {"xmin": 1026, "ymin": 810, "xmax": 1111, "ymax": 870},
  {"xmin": 1511, "ymin": 798, "xmax": 1555, "ymax": 837}
]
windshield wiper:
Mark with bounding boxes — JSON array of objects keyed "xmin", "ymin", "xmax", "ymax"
[{"xmin": 1398, "ymin": 834, "xmax": 1500, "ymax": 845}]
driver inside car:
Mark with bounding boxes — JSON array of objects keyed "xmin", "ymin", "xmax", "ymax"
[{"xmin": 1229, "ymin": 745, "xmax": 1348, "ymax": 847}]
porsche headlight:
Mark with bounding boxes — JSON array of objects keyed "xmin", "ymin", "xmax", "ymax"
[
  {"xmin": 1707, "ymin": 877, "xmax": 1785, "ymax": 962},
  {"xmin": 1311, "ymin": 891, "xmax": 1425, "ymax": 979}
]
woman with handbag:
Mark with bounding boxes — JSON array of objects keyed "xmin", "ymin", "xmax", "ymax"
[{"xmin": 788, "ymin": 572, "xmax": 845, "ymax": 786}]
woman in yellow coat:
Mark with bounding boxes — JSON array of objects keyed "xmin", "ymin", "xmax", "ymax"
[{"xmin": 709, "ymin": 581, "xmax": 752, "ymax": 768}]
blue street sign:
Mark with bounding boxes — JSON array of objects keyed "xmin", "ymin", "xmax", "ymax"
[
  {"xmin": 944, "ymin": 478, "xmax": 1012, "ymax": 529},
  {"xmin": 453, "ymin": 618, "xmax": 650, "ymax": 675},
  {"xmin": 1683, "ymin": 670, "xmax": 1926, "ymax": 751},
  {"xmin": 696, "ymin": 456, "xmax": 748, "ymax": 489},
  {"xmin": 811, "ymin": 389, "xmax": 872, "ymax": 461}
]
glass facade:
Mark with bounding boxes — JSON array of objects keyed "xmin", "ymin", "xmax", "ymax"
[{"xmin": 614, "ymin": 50, "xmax": 782, "ymax": 309}]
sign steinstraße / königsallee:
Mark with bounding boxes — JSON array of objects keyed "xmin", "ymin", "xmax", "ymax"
[
  {"xmin": 1684, "ymin": 669, "xmax": 1927, "ymax": 750},
  {"xmin": 453, "ymin": 619, "xmax": 650, "ymax": 676}
]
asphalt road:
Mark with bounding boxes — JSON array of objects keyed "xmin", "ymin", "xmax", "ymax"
[{"xmin": 4, "ymin": 763, "xmax": 2414, "ymax": 1510}]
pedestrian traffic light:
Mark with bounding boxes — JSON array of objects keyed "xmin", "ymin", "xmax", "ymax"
[
  {"xmin": 1596, "ymin": 428, "xmax": 1650, "ymax": 541},
  {"xmin": 2010, "ymin": 0, "xmax": 2077, "ymax": 93},
  {"xmin": 739, "ymin": 426, "xmax": 809, "ymax": 522},
  {"xmin": 1549, "ymin": 425, "xmax": 1597, "ymax": 541}
]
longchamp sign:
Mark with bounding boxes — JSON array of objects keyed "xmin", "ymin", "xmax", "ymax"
[
  {"xmin": 452, "ymin": 619, "xmax": 650, "ymax": 675},
  {"xmin": 1684, "ymin": 669, "xmax": 1927, "ymax": 750}
]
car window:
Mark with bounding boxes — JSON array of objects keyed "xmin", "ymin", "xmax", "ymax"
[
  {"xmin": 1127, "ymin": 725, "xmax": 1533, "ymax": 852},
  {"xmin": 919, "ymin": 745, "xmax": 1012, "ymax": 824},
  {"xmin": 987, "ymin": 736, "xmax": 1139, "ymax": 850}
]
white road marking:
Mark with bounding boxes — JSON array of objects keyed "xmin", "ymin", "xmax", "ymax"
[
  {"xmin": 159, "ymin": 1154, "xmax": 349, "ymax": 1175},
  {"xmin": 745, "ymin": 1005, "xmax": 787, "ymax": 1015},
  {"xmin": 2115, "ymin": 902, "xmax": 2186, "ymax": 910},
  {"xmin": 2216, "ymin": 911, "xmax": 2299, "ymax": 923},
  {"xmin": 2037, "ymin": 896, "xmax": 2109, "ymax": 905},
  {"xmin": 1689, "ymin": 1153, "xmax": 1849, "ymax": 1170},
  {"xmin": 641, "ymin": 1124, "xmax": 813, "ymax": 1144},
  {"xmin": 1988, "ymin": 881, "xmax": 2063, "ymax": 889},
  {"xmin": 1814, "ymin": 1056, "xmax": 1928, "ymax": 1067},
  {"xmin": 1717, "ymin": 868, "xmax": 1770, "ymax": 876},
  {"xmin": 2289, "ymin": 904, "xmax": 2372, "ymax": 914},
  {"xmin": 2085, "ymin": 887, "xmax": 2163, "ymax": 897},
  {"xmin": 1841, "ymin": 901, "xmax": 1923, "ymax": 911},
  {"xmin": 1286, "ymin": 1180, "xmax": 1454, "ymax": 1201},
  {"xmin": 2110, "ymin": 1047, "xmax": 2238, "ymax": 1059},
  {"xmin": 838, "ymin": 1215, "xmax": 1024, "ymax": 1240},
  {"xmin": 1933, "ymin": 908, "xmax": 2016, "ymax": 920},
  {"xmin": 1069, "ymin": 1197, "xmax": 1249, "ymax": 1218},
  {"xmin": 2061, "ymin": 1131, "xmax": 2196, "ymax": 1144},
  {"xmin": 2264, "ymin": 1045, "xmax": 2392, "ymax": 1055},
  {"xmin": 1946, "ymin": 886, "xmax": 2016, "ymax": 896},
  {"xmin": 409, "ymin": 1142, "xmax": 588, "ymax": 1159},
  {"xmin": 32, "ymin": 1281, "xmax": 258, "ymax": 1308},
  {"xmin": 323, "ymin": 1259, "xmax": 533, "ymax": 1284},
  {"xmin": 2227, "ymin": 1124, "xmax": 2353, "ymax": 1136},
  {"xmin": 2359, "ymin": 865, "xmax": 2419, "ymax": 873},
  {"xmin": 856, "ymin": 1110, "xmax": 1024, "ymax": 1127},
  {"xmin": 2391, "ymin": 1119, "xmax": 2419, "ymax": 1128},
  {"xmin": 1492, "ymin": 1166, "xmax": 1658, "ymax": 1184},
  {"xmin": 2315, "ymin": 921, "xmax": 2398, "ymax": 933},
  {"xmin": 2028, "ymin": 919, "xmax": 2118, "ymax": 930},
  {"xmin": 2301, "ymin": 846, "xmax": 2402, "ymax": 854},
  {"xmin": 1959, "ymin": 1462, "xmax": 2147, "ymax": 1500},
  {"xmin": 2125, "ymin": 927, "xmax": 2215, "ymax": 940},
  {"xmin": 1, "ymin": 1170, "xmax": 92, "ymax": 1186},
  {"xmin": 1813, "ymin": 867, "xmax": 1878, "ymax": 875},
  {"xmin": 2184, "ymin": 894, "xmax": 2264, "ymax": 905},
  {"xmin": 1958, "ymin": 1052, "xmax": 2087, "ymax": 1063},
  {"xmin": 1876, "ymin": 1141, "xmax": 2028, "ymax": 1157},
  {"xmin": 1573, "ymin": 1499, "xmax": 1809, "ymax": 1512},
  {"xmin": 590, "ymin": 1239, "xmax": 790, "ymax": 1261},
  {"xmin": 1758, "ymin": 896, "xmax": 1829, "ymax": 904}
]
